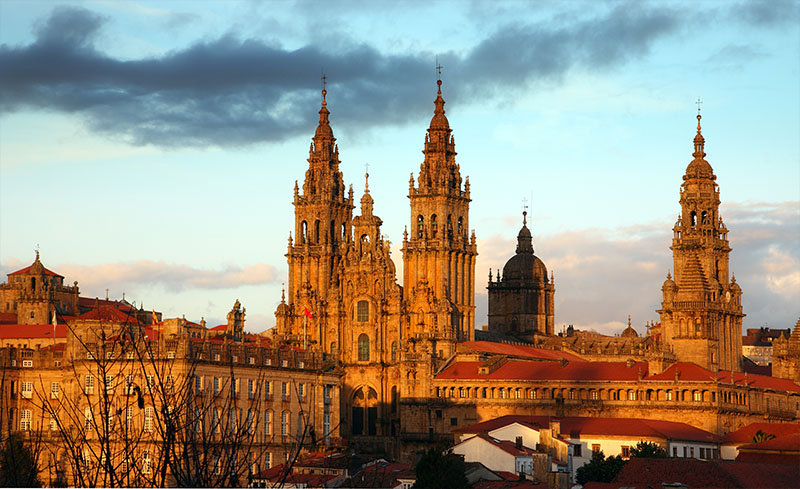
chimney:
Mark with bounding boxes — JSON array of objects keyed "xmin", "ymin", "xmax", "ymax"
[
  {"xmin": 515, "ymin": 436, "xmax": 523, "ymax": 450},
  {"xmin": 551, "ymin": 419, "xmax": 561, "ymax": 438}
]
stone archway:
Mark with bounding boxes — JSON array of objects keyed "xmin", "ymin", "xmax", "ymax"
[{"xmin": 351, "ymin": 386, "xmax": 378, "ymax": 436}]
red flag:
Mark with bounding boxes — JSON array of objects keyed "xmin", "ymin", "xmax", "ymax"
[
  {"xmin": 303, "ymin": 307, "xmax": 313, "ymax": 319},
  {"xmin": 152, "ymin": 309, "xmax": 159, "ymax": 325}
]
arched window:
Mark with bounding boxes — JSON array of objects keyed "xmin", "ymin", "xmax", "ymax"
[
  {"xmin": 701, "ymin": 211, "xmax": 707, "ymax": 224},
  {"xmin": 301, "ymin": 221, "xmax": 308, "ymax": 244},
  {"xmin": 357, "ymin": 301, "xmax": 369, "ymax": 322},
  {"xmin": 358, "ymin": 334, "xmax": 369, "ymax": 361},
  {"xmin": 690, "ymin": 211, "xmax": 697, "ymax": 226},
  {"xmin": 391, "ymin": 341, "xmax": 398, "ymax": 362},
  {"xmin": 431, "ymin": 214, "xmax": 438, "ymax": 238},
  {"xmin": 417, "ymin": 215, "xmax": 424, "ymax": 238},
  {"xmin": 457, "ymin": 217, "xmax": 463, "ymax": 237},
  {"xmin": 314, "ymin": 220, "xmax": 321, "ymax": 243},
  {"xmin": 281, "ymin": 411, "xmax": 289, "ymax": 436},
  {"xmin": 447, "ymin": 215, "xmax": 453, "ymax": 238}
]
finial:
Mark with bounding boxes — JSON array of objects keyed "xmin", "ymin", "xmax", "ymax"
[
  {"xmin": 695, "ymin": 97, "xmax": 702, "ymax": 133},
  {"xmin": 321, "ymin": 72, "xmax": 328, "ymax": 107},
  {"xmin": 628, "ymin": 315, "xmax": 632, "ymax": 328},
  {"xmin": 365, "ymin": 163, "xmax": 370, "ymax": 191},
  {"xmin": 522, "ymin": 211, "xmax": 527, "ymax": 226},
  {"xmin": 281, "ymin": 283, "xmax": 285, "ymax": 303},
  {"xmin": 666, "ymin": 271, "xmax": 672, "ymax": 280}
]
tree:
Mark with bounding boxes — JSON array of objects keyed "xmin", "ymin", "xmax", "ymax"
[
  {"xmin": 576, "ymin": 450, "xmax": 625, "ymax": 485},
  {"xmin": 629, "ymin": 440, "xmax": 668, "ymax": 458},
  {"xmin": 752, "ymin": 430, "xmax": 776, "ymax": 444},
  {"xmin": 412, "ymin": 448, "xmax": 469, "ymax": 489},
  {"xmin": 0, "ymin": 432, "xmax": 42, "ymax": 487}
]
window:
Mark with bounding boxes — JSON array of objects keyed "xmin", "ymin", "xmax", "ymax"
[
  {"xmin": 281, "ymin": 411, "xmax": 289, "ymax": 436},
  {"xmin": 357, "ymin": 300, "xmax": 369, "ymax": 322},
  {"xmin": 212, "ymin": 408, "xmax": 220, "ymax": 433},
  {"xmin": 590, "ymin": 390, "xmax": 599, "ymax": 400},
  {"xmin": 282, "ymin": 382, "xmax": 289, "ymax": 401},
  {"xmin": 146, "ymin": 375, "xmax": 155, "ymax": 393},
  {"xmin": 666, "ymin": 391, "xmax": 673, "ymax": 401},
  {"xmin": 693, "ymin": 391, "xmax": 702, "ymax": 402},
  {"xmin": 142, "ymin": 450, "xmax": 151, "ymax": 474},
  {"xmin": 20, "ymin": 409, "xmax": 31, "ymax": 431},
  {"xmin": 194, "ymin": 407, "xmax": 202, "ymax": 433},
  {"xmin": 105, "ymin": 375, "xmax": 114, "ymax": 393},
  {"xmin": 573, "ymin": 444, "xmax": 582, "ymax": 457},
  {"xmin": 125, "ymin": 375, "xmax": 134, "ymax": 395},
  {"xmin": 85, "ymin": 375, "xmax": 95, "ymax": 394},
  {"xmin": 690, "ymin": 447, "xmax": 694, "ymax": 458},
  {"xmin": 265, "ymin": 380, "xmax": 271, "ymax": 400},
  {"xmin": 592, "ymin": 444, "xmax": 601, "ymax": 453},
  {"xmin": 87, "ymin": 351, "xmax": 95, "ymax": 360},
  {"xmin": 450, "ymin": 417, "xmax": 458, "ymax": 426},
  {"xmin": 49, "ymin": 414, "xmax": 58, "ymax": 431},
  {"xmin": 167, "ymin": 351, "xmax": 175, "ymax": 359},
  {"xmin": 391, "ymin": 341, "xmax": 398, "ymax": 362},
  {"xmin": 628, "ymin": 391, "xmax": 637, "ymax": 401},
  {"xmin": 126, "ymin": 407, "xmax": 133, "ymax": 430},
  {"xmin": 264, "ymin": 452, "xmax": 271, "ymax": 470},
  {"xmin": 621, "ymin": 446, "xmax": 630, "ymax": 459},
  {"xmin": 281, "ymin": 359, "xmax": 288, "ymax": 367},
  {"xmin": 248, "ymin": 379, "xmax": 255, "ymax": 399},
  {"xmin": 358, "ymin": 334, "xmax": 370, "ymax": 361},
  {"xmin": 194, "ymin": 375, "xmax": 202, "ymax": 394},
  {"xmin": 298, "ymin": 383, "xmax": 305, "ymax": 402},
  {"xmin": 84, "ymin": 408, "xmax": 93, "ymax": 431},
  {"xmin": 214, "ymin": 377, "xmax": 221, "ymax": 395},
  {"xmin": 144, "ymin": 407, "xmax": 154, "ymax": 433},
  {"xmin": 247, "ymin": 410, "xmax": 255, "ymax": 435},
  {"xmin": 673, "ymin": 446, "xmax": 678, "ymax": 457},
  {"xmin": 22, "ymin": 359, "xmax": 32, "ymax": 368},
  {"xmin": 265, "ymin": 410, "xmax": 272, "ymax": 435},
  {"xmin": 20, "ymin": 381, "xmax": 33, "ymax": 399},
  {"xmin": 323, "ymin": 412, "xmax": 331, "ymax": 438},
  {"xmin": 126, "ymin": 351, "xmax": 135, "ymax": 359}
]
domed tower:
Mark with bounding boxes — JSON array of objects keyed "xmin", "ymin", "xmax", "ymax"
[
  {"xmin": 402, "ymin": 77, "xmax": 478, "ymax": 359},
  {"xmin": 657, "ymin": 112, "xmax": 744, "ymax": 372},
  {"xmin": 277, "ymin": 86, "xmax": 355, "ymax": 347},
  {"xmin": 487, "ymin": 211, "xmax": 555, "ymax": 340}
]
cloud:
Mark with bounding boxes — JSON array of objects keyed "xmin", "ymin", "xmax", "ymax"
[
  {"xmin": 0, "ymin": 258, "xmax": 279, "ymax": 296},
  {"xmin": 475, "ymin": 201, "xmax": 800, "ymax": 334},
  {"xmin": 1, "ymin": 4, "xmax": 691, "ymax": 148}
]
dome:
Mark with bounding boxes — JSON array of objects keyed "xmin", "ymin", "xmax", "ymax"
[
  {"xmin": 429, "ymin": 80, "xmax": 450, "ymax": 131},
  {"xmin": 502, "ymin": 253, "xmax": 548, "ymax": 284},
  {"xmin": 685, "ymin": 157, "xmax": 714, "ymax": 179},
  {"xmin": 662, "ymin": 274, "xmax": 677, "ymax": 291}
]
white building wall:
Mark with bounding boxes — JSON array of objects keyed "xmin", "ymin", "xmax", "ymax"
[
  {"xmin": 452, "ymin": 436, "xmax": 517, "ymax": 474},
  {"xmin": 489, "ymin": 423, "xmax": 540, "ymax": 449}
]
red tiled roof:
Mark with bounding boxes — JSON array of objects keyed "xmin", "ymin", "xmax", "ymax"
[
  {"xmin": 646, "ymin": 362, "xmax": 800, "ymax": 393},
  {"xmin": 462, "ymin": 341, "xmax": 585, "ymax": 362},
  {"xmin": 210, "ymin": 324, "xmax": 227, "ymax": 331},
  {"xmin": 9, "ymin": 263, "xmax": 62, "ymax": 277},
  {"xmin": 455, "ymin": 415, "xmax": 719, "ymax": 443},
  {"xmin": 77, "ymin": 305, "xmax": 140, "ymax": 323},
  {"xmin": 737, "ymin": 433, "xmax": 800, "ymax": 453},
  {"xmin": 0, "ymin": 323, "xmax": 67, "ymax": 339},
  {"xmin": 40, "ymin": 343, "xmax": 66, "ymax": 351},
  {"xmin": 0, "ymin": 313, "xmax": 18, "ymax": 324},
  {"xmin": 78, "ymin": 297, "xmax": 138, "ymax": 312},
  {"xmin": 454, "ymin": 415, "xmax": 550, "ymax": 434},
  {"xmin": 343, "ymin": 461, "xmax": 414, "ymax": 488},
  {"xmin": 722, "ymin": 423, "xmax": 800, "ymax": 444},
  {"xmin": 437, "ymin": 359, "xmax": 647, "ymax": 381},
  {"xmin": 253, "ymin": 463, "xmax": 341, "ymax": 486},
  {"xmin": 614, "ymin": 458, "xmax": 800, "ymax": 489},
  {"xmin": 471, "ymin": 434, "xmax": 536, "ymax": 456}
]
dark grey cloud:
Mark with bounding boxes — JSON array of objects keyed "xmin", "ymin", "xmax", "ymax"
[
  {"xmin": 734, "ymin": 0, "xmax": 800, "ymax": 27},
  {"xmin": 0, "ymin": 3, "xmax": 775, "ymax": 148}
]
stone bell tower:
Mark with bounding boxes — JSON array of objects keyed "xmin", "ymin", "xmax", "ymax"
[
  {"xmin": 401, "ymin": 77, "xmax": 478, "ymax": 361},
  {"xmin": 658, "ymin": 111, "xmax": 744, "ymax": 372},
  {"xmin": 277, "ymin": 86, "xmax": 355, "ymax": 347}
]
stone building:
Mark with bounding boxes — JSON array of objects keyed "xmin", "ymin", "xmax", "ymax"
[
  {"xmin": 772, "ymin": 319, "xmax": 800, "ymax": 383},
  {"xmin": 0, "ymin": 261, "xmax": 341, "ymax": 486},
  {"xmin": 275, "ymin": 78, "xmax": 477, "ymax": 442},
  {"xmin": 658, "ymin": 114, "xmax": 744, "ymax": 372},
  {"xmin": 487, "ymin": 211, "xmax": 555, "ymax": 340}
]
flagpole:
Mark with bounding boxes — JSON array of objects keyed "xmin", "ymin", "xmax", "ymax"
[{"xmin": 303, "ymin": 313, "xmax": 307, "ymax": 350}]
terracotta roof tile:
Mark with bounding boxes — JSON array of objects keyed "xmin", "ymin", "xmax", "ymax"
[
  {"xmin": 0, "ymin": 313, "xmax": 18, "ymax": 324},
  {"xmin": 616, "ymin": 457, "xmax": 800, "ymax": 488},
  {"xmin": 9, "ymin": 263, "xmax": 62, "ymax": 277},
  {"xmin": 646, "ymin": 362, "xmax": 800, "ymax": 393},
  {"xmin": 722, "ymin": 423, "xmax": 800, "ymax": 444},
  {"xmin": 0, "ymin": 323, "xmax": 67, "ymax": 339},
  {"xmin": 437, "ymin": 359, "xmax": 647, "ymax": 381},
  {"xmin": 77, "ymin": 305, "xmax": 140, "ymax": 323},
  {"xmin": 462, "ymin": 341, "xmax": 585, "ymax": 362},
  {"xmin": 737, "ymin": 433, "xmax": 800, "ymax": 453},
  {"xmin": 473, "ymin": 433, "xmax": 537, "ymax": 456}
]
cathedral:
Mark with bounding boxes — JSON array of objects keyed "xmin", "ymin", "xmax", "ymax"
[
  {"xmin": 274, "ymin": 78, "xmax": 477, "ymax": 438},
  {"xmin": 273, "ymin": 78, "xmax": 799, "ymax": 453}
]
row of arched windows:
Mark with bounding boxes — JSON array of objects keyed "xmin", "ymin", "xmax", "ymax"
[
  {"xmin": 435, "ymin": 385, "xmax": 724, "ymax": 403},
  {"xmin": 298, "ymin": 219, "xmax": 347, "ymax": 245},
  {"xmin": 416, "ymin": 214, "xmax": 464, "ymax": 239},
  {"xmin": 354, "ymin": 334, "xmax": 399, "ymax": 363}
]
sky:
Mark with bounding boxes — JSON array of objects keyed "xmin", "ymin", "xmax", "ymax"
[{"xmin": 1, "ymin": 0, "xmax": 798, "ymax": 336}]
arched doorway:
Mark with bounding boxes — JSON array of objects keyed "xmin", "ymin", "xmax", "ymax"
[{"xmin": 351, "ymin": 386, "xmax": 378, "ymax": 436}]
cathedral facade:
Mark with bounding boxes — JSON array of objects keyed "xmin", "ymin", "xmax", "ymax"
[{"xmin": 274, "ymin": 79, "xmax": 476, "ymax": 439}]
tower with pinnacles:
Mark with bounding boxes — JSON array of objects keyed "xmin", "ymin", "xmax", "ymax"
[{"xmin": 658, "ymin": 110, "xmax": 745, "ymax": 372}]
